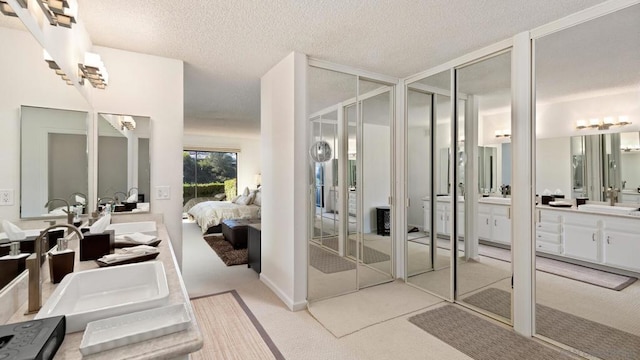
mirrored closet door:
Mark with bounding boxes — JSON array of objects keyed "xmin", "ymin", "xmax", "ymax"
[
  {"xmin": 307, "ymin": 66, "xmax": 395, "ymax": 301},
  {"xmin": 405, "ymin": 70, "xmax": 453, "ymax": 300},
  {"xmin": 534, "ymin": 4, "xmax": 640, "ymax": 358}
]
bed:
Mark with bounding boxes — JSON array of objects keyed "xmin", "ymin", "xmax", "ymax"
[{"xmin": 187, "ymin": 191, "xmax": 261, "ymax": 234}]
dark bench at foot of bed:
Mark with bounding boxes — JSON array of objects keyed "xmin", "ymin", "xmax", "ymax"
[{"xmin": 221, "ymin": 219, "xmax": 261, "ymax": 249}]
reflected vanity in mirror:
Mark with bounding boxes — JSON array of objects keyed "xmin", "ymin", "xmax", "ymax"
[
  {"xmin": 97, "ymin": 113, "xmax": 151, "ymax": 213},
  {"xmin": 20, "ymin": 106, "xmax": 89, "ymax": 219}
]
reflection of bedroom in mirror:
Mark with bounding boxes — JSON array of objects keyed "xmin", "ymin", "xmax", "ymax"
[{"xmin": 97, "ymin": 113, "xmax": 151, "ymax": 213}]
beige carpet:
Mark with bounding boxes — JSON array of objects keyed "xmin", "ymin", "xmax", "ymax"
[
  {"xmin": 308, "ymin": 280, "xmax": 443, "ymax": 338},
  {"xmin": 409, "ymin": 305, "xmax": 576, "ymax": 360},
  {"xmin": 190, "ymin": 290, "xmax": 284, "ymax": 360}
]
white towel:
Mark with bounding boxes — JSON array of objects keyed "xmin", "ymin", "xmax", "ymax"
[
  {"xmin": 126, "ymin": 193, "xmax": 138, "ymax": 203},
  {"xmin": 75, "ymin": 195, "xmax": 86, "ymax": 205},
  {"xmin": 115, "ymin": 232, "xmax": 157, "ymax": 245},
  {"xmin": 98, "ymin": 245, "xmax": 158, "ymax": 263},
  {"xmin": 2, "ymin": 220, "xmax": 26, "ymax": 241},
  {"xmin": 89, "ymin": 214, "xmax": 111, "ymax": 234}
]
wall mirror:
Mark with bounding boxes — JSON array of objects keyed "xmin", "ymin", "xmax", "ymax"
[
  {"xmin": 97, "ymin": 113, "xmax": 151, "ymax": 212},
  {"xmin": 20, "ymin": 106, "xmax": 89, "ymax": 218}
]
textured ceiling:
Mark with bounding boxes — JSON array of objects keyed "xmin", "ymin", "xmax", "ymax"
[{"xmin": 3, "ymin": 0, "xmax": 612, "ymax": 137}]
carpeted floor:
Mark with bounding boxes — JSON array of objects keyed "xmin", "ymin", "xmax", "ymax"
[
  {"xmin": 409, "ymin": 304, "xmax": 575, "ymax": 360},
  {"xmin": 190, "ymin": 290, "xmax": 284, "ymax": 360},
  {"xmin": 463, "ymin": 288, "xmax": 640, "ymax": 360},
  {"xmin": 203, "ymin": 234, "xmax": 247, "ymax": 266}
]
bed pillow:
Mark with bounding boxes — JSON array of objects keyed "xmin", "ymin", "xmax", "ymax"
[
  {"xmin": 213, "ymin": 193, "xmax": 226, "ymax": 201},
  {"xmin": 231, "ymin": 195, "xmax": 241, "ymax": 203},
  {"xmin": 235, "ymin": 192, "xmax": 255, "ymax": 205},
  {"xmin": 242, "ymin": 187, "xmax": 250, "ymax": 196},
  {"xmin": 253, "ymin": 188, "xmax": 262, "ymax": 206}
]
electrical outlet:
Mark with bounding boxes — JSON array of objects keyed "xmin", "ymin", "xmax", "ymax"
[
  {"xmin": 155, "ymin": 186, "xmax": 170, "ymax": 200},
  {"xmin": 0, "ymin": 189, "xmax": 14, "ymax": 206}
]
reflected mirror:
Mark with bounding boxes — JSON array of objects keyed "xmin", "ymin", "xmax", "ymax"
[
  {"xmin": 20, "ymin": 106, "xmax": 89, "ymax": 218},
  {"xmin": 97, "ymin": 113, "xmax": 151, "ymax": 212}
]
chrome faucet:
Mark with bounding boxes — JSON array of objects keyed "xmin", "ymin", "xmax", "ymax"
[
  {"xmin": 44, "ymin": 198, "xmax": 73, "ymax": 224},
  {"xmin": 26, "ymin": 224, "xmax": 83, "ymax": 314},
  {"xmin": 97, "ymin": 197, "xmax": 115, "ymax": 213},
  {"xmin": 605, "ymin": 187, "xmax": 619, "ymax": 206}
]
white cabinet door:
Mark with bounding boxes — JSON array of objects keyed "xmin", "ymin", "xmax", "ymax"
[
  {"xmin": 423, "ymin": 201, "xmax": 430, "ymax": 234},
  {"xmin": 563, "ymin": 224, "xmax": 599, "ymax": 262},
  {"xmin": 436, "ymin": 207, "xmax": 448, "ymax": 235},
  {"xmin": 478, "ymin": 213, "xmax": 491, "ymax": 240},
  {"xmin": 603, "ymin": 230, "xmax": 640, "ymax": 272},
  {"xmin": 493, "ymin": 214, "xmax": 511, "ymax": 244}
]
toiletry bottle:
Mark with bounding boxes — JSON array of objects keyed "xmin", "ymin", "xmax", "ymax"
[{"xmin": 48, "ymin": 238, "xmax": 75, "ymax": 284}]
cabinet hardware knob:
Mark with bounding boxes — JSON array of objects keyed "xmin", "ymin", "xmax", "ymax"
[
  {"xmin": 607, "ymin": 236, "xmax": 610, "ymax": 244},
  {"xmin": 494, "ymin": 219, "xmax": 497, "ymax": 226},
  {"xmin": 486, "ymin": 218, "xmax": 489, "ymax": 225},
  {"xmin": 592, "ymin": 233, "xmax": 595, "ymax": 241}
]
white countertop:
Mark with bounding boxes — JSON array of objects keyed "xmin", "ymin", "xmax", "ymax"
[{"xmin": 5, "ymin": 220, "xmax": 203, "ymax": 359}]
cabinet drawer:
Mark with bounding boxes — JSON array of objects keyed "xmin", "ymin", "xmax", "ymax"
[
  {"xmin": 478, "ymin": 205, "xmax": 491, "ymax": 214},
  {"xmin": 536, "ymin": 222, "xmax": 561, "ymax": 233},
  {"xmin": 539, "ymin": 210, "xmax": 562, "ymax": 224},
  {"xmin": 536, "ymin": 241, "xmax": 562, "ymax": 254},
  {"xmin": 536, "ymin": 231, "xmax": 561, "ymax": 244}
]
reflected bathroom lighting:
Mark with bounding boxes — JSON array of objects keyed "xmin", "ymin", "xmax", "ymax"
[
  {"xmin": 576, "ymin": 116, "xmax": 631, "ymax": 130},
  {"xmin": 78, "ymin": 52, "xmax": 109, "ymax": 89},
  {"xmin": 118, "ymin": 116, "xmax": 136, "ymax": 131},
  {"xmin": 0, "ymin": 0, "xmax": 26, "ymax": 17}
]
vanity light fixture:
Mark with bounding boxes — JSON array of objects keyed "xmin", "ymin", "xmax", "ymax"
[
  {"xmin": 35, "ymin": 0, "xmax": 77, "ymax": 28},
  {"xmin": 575, "ymin": 116, "xmax": 631, "ymax": 130},
  {"xmin": 78, "ymin": 52, "xmax": 109, "ymax": 89},
  {"xmin": 43, "ymin": 50, "xmax": 73, "ymax": 85},
  {"xmin": 118, "ymin": 116, "xmax": 136, "ymax": 131},
  {"xmin": 0, "ymin": 0, "xmax": 27, "ymax": 17}
]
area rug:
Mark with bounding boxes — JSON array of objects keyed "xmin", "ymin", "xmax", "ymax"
[
  {"xmin": 410, "ymin": 237, "xmax": 636, "ymax": 290},
  {"xmin": 190, "ymin": 290, "xmax": 284, "ymax": 360},
  {"xmin": 203, "ymin": 234, "xmax": 247, "ymax": 266},
  {"xmin": 409, "ymin": 304, "xmax": 574, "ymax": 360},
  {"xmin": 322, "ymin": 237, "xmax": 391, "ymax": 264},
  {"xmin": 462, "ymin": 288, "xmax": 640, "ymax": 360},
  {"xmin": 309, "ymin": 243, "xmax": 356, "ymax": 273}
]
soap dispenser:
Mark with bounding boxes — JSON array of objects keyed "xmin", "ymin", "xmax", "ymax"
[
  {"xmin": 0, "ymin": 242, "xmax": 29, "ymax": 289},
  {"xmin": 48, "ymin": 238, "xmax": 75, "ymax": 284}
]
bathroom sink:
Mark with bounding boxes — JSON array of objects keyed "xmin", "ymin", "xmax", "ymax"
[
  {"xmin": 106, "ymin": 221, "xmax": 157, "ymax": 235},
  {"xmin": 35, "ymin": 261, "xmax": 169, "ymax": 333},
  {"xmin": 578, "ymin": 204, "xmax": 639, "ymax": 215},
  {"xmin": 480, "ymin": 197, "xmax": 511, "ymax": 205}
]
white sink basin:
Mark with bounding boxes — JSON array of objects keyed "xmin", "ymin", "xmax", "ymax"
[
  {"xmin": 480, "ymin": 197, "xmax": 511, "ymax": 205},
  {"xmin": 106, "ymin": 221, "xmax": 157, "ymax": 235},
  {"xmin": 578, "ymin": 204, "xmax": 639, "ymax": 215},
  {"xmin": 35, "ymin": 262, "xmax": 169, "ymax": 333}
]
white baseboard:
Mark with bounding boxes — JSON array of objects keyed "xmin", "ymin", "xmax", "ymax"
[{"xmin": 260, "ymin": 273, "xmax": 307, "ymax": 311}]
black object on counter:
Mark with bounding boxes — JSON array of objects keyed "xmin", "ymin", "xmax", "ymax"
[
  {"xmin": 0, "ymin": 315, "xmax": 65, "ymax": 360},
  {"xmin": 80, "ymin": 230, "xmax": 114, "ymax": 261}
]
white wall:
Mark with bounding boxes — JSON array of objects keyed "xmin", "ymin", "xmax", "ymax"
[
  {"xmin": 362, "ymin": 124, "xmax": 391, "ymax": 232},
  {"xmin": 91, "ymin": 46, "xmax": 184, "ymax": 266},
  {"xmin": 0, "ymin": 27, "xmax": 90, "ymax": 223},
  {"xmin": 536, "ymin": 137, "xmax": 571, "ymax": 198},
  {"xmin": 183, "ymin": 134, "xmax": 261, "ymax": 192},
  {"xmin": 260, "ymin": 52, "xmax": 308, "ymax": 311}
]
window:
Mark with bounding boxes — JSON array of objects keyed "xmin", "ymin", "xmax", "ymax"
[{"xmin": 183, "ymin": 150, "xmax": 237, "ymax": 205}]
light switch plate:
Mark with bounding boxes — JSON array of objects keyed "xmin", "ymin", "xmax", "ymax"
[
  {"xmin": 0, "ymin": 189, "xmax": 14, "ymax": 206},
  {"xmin": 155, "ymin": 186, "xmax": 170, "ymax": 200}
]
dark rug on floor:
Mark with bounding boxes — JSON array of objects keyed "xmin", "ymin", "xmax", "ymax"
[
  {"xmin": 322, "ymin": 237, "xmax": 391, "ymax": 264},
  {"xmin": 409, "ymin": 237, "xmax": 637, "ymax": 291},
  {"xmin": 462, "ymin": 288, "xmax": 640, "ymax": 360},
  {"xmin": 203, "ymin": 234, "xmax": 247, "ymax": 266},
  {"xmin": 409, "ymin": 305, "xmax": 574, "ymax": 360},
  {"xmin": 309, "ymin": 243, "xmax": 356, "ymax": 274}
]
